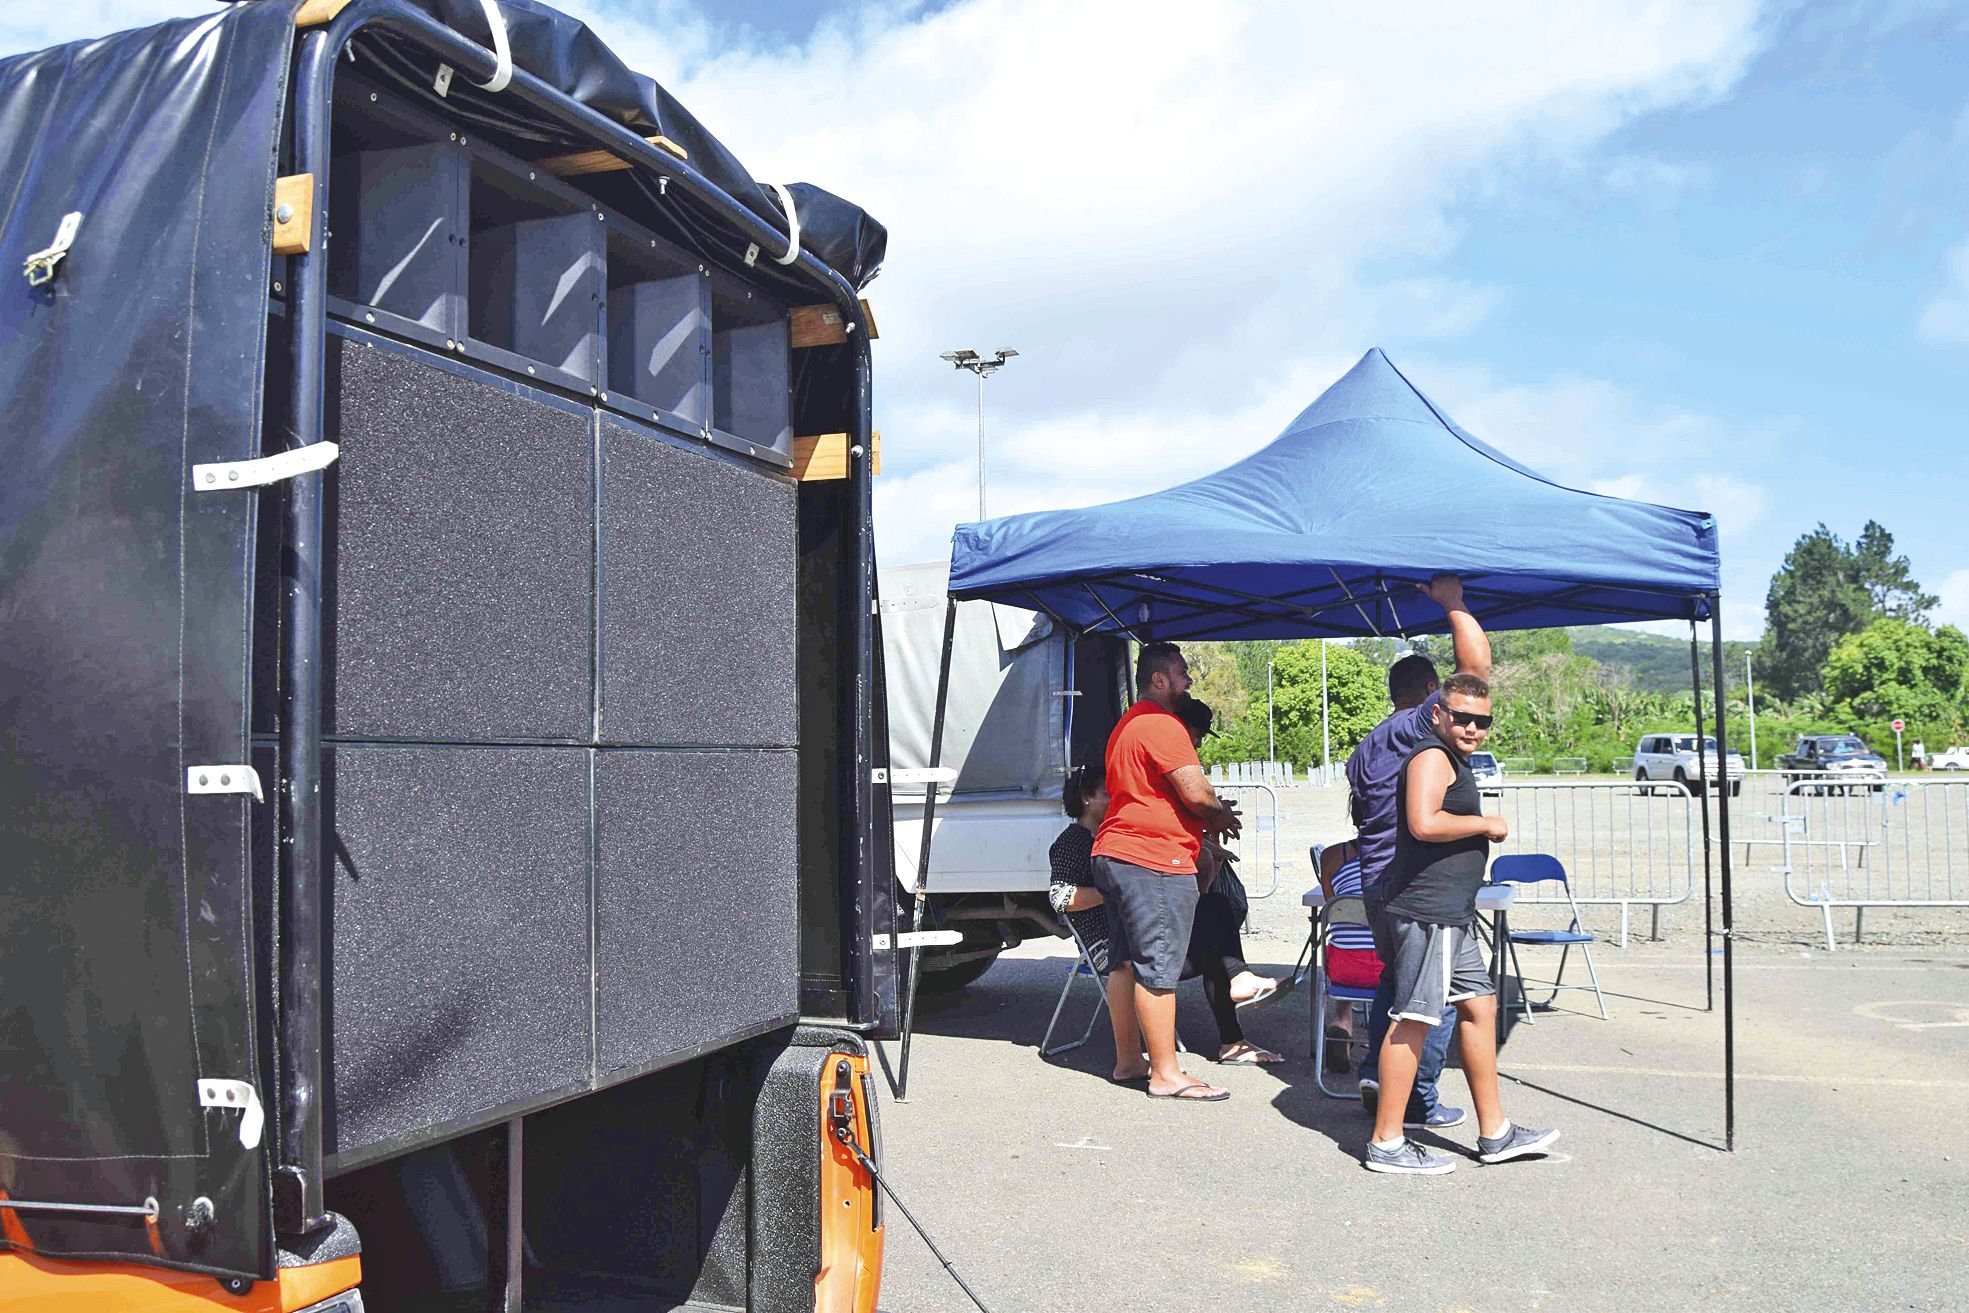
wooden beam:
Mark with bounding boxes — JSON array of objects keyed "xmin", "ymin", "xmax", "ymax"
[
  {"xmin": 534, "ymin": 135, "xmax": 690, "ymax": 178},
  {"xmin": 791, "ymin": 430, "xmax": 881, "ymax": 482},
  {"xmin": 789, "ymin": 300, "xmax": 880, "ymax": 349},
  {"xmin": 295, "ymin": 0, "xmax": 354, "ymax": 27},
  {"xmin": 271, "ymin": 174, "xmax": 315, "ymax": 257}
]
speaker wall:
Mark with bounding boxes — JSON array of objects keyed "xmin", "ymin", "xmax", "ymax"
[
  {"xmin": 323, "ymin": 744, "xmax": 590, "ymax": 1158},
  {"xmin": 322, "ymin": 336, "xmax": 594, "ymax": 742},
  {"xmin": 594, "ymin": 749, "xmax": 799, "ymax": 1076},
  {"xmin": 599, "ymin": 419, "xmax": 798, "ymax": 748}
]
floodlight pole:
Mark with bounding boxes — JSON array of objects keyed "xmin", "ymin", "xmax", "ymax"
[
  {"xmin": 1321, "ymin": 639, "xmax": 1331, "ymax": 785},
  {"xmin": 1267, "ymin": 656, "xmax": 1275, "ymax": 764},
  {"xmin": 1711, "ymin": 608, "xmax": 1736, "ymax": 1152},
  {"xmin": 941, "ymin": 348, "xmax": 1019, "ymax": 520}
]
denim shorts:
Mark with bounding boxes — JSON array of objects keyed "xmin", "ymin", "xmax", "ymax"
[{"xmin": 1089, "ymin": 855, "xmax": 1199, "ymax": 990}]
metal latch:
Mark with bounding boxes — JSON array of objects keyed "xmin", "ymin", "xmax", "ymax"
[
  {"xmin": 193, "ymin": 441, "xmax": 338, "ymax": 491},
  {"xmin": 872, "ymin": 930, "xmax": 964, "ymax": 951},
  {"xmin": 187, "ymin": 765, "xmax": 264, "ymax": 802},
  {"xmin": 199, "ymin": 1079, "xmax": 265, "ymax": 1149},
  {"xmin": 871, "ymin": 767, "xmax": 958, "ymax": 787},
  {"xmin": 23, "ymin": 211, "xmax": 83, "ymax": 287}
]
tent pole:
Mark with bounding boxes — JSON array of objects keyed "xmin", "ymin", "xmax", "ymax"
[
  {"xmin": 1711, "ymin": 608, "xmax": 1737, "ymax": 1151},
  {"xmin": 1689, "ymin": 623, "xmax": 1715, "ymax": 1013},
  {"xmin": 895, "ymin": 597, "xmax": 958, "ymax": 1102}
]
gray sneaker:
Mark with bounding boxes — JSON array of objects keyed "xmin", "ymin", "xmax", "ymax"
[
  {"xmin": 1364, "ymin": 1138, "xmax": 1455, "ymax": 1175},
  {"xmin": 1477, "ymin": 1124, "xmax": 1561, "ymax": 1163}
]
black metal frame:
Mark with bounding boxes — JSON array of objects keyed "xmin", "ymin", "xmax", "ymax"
[{"xmin": 276, "ymin": 0, "xmax": 887, "ymax": 1239}]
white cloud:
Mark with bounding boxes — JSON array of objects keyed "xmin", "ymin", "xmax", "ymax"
[
  {"xmin": 1917, "ymin": 237, "xmax": 1969, "ymax": 344},
  {"xmin": 1937, "ymin": 568, "xmax": 1969, "ymax": 629},
  {"xmin": 0, "ymin": 2, "xmax": 205, "ymax": 53}
]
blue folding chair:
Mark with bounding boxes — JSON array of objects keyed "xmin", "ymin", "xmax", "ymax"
[
  {"xmin": 1311, "ymin": 895, "xmax": 1378, "ymax": 1098},
  {"xmin": 1488, "ymin": 854, "xmax": 1608, "ymax": 1021},
  {"xmin": 1039, "ymin": 909, "xmax": 1192, "ymax": 1057}
]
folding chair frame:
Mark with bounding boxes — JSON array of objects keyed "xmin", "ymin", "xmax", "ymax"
[
  {"xmin": 1039, "ymin": 915, "xmax": 1191, "ymax": 1058},
  {"xmin": 1494, "ymin": 858, "xmax": 1609, "ymax": 1023},
  {"xmin": 1308, "ymin": 897, "xmax": 1377, "ymax": 1100}
]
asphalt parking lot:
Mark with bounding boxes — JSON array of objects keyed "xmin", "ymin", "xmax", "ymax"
[{"xmin": 873, "ymin": 937, "xmax": 1969, "ymax": 1312}]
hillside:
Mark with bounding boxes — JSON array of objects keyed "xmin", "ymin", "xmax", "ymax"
[{"xmin": 1567, "ymin": 627, "xmax": 1755, "ymax": 694}]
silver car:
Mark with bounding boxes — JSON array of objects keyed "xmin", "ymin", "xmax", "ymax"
[
  {"xmin": 1468, "ymin": 750, "xmax": 1505, "ymax": 791},
  {"xmin": 1634, "ymin": 733, "xmax": 1744, "ymax": 796}
]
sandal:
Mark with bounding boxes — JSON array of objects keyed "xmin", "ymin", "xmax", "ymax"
[
  {"xmin": 1214, "ymin": 1044, "xmax": 1282, "ymax": 1066},
  {"xmin": 1147, "ymin": 1080, "xmax": 1230, "ymax": 1101},
  {"xmin": 1233, "ymin": 979, "xmax": 1282, "ymax": 1011}
]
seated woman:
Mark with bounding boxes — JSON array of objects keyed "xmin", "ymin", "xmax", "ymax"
[
  {"xmin": 1317, "ymin": 832, "xmax": 1382, "ymax": 1073},
  {"xmin": 1176, "ymin": 698, "xmax": 1281, "ymax": 1066},
  {"xmin": 1048, "ymin": 763, "xmax": 1113, "ymax": 972}
]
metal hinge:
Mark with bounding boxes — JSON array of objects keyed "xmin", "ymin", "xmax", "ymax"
[
  {"xmin": 187, "ymin": 765, "xmax": 264, "ymax": 802},
  {"xmin": 193, "ymin": 442, "xmax": 338, "ymax": 491},
  {"xmin": 871, "ymin": 767, "xmax": 958, "ymax": 787},
  {"xmin": 23, "ymin": 211, "xmax": 83, "ymax": 287},
  {"xmin": 199, "ymin": 1079, "xmax": 265, "ymax": 1149}
]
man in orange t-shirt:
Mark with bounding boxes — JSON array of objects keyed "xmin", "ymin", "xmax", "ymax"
[{"xmin": 1092, "ymin": 641, "xmax": 1243, "ymax": 1101}]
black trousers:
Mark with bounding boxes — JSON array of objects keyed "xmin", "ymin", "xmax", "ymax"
[{"xmin": 1186, "ymin": 888, "xmax": 1248, "ymax": 1047}]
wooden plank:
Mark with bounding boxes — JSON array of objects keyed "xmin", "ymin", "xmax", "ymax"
[
  {"xmin": 789, "ymin": 299, "xmax": 880, "ymax": 349},
  {"xmin": 791, "ymin": 430, "xmax": 881, "ymax": 482},
  {"xmin": 295, "ymin": 0, "xmax": 354, "ymax": 27},
  {"xmin": 534, "ymin": 135, "xmax": 690, "ymax": 178},
  {"xmin": 271, "ymin": 174, "xmax": 315, "ymax": 257}
]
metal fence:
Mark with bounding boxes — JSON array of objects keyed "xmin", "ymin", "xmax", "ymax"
[
  {"xmin": 1214, "ymin": 781, "xmax": 1281, "ymax": 898},
  {"xmin": 1780, "ymin": 777, "xmax": 1969, "ymax": 949},
  {"xmin": 1481, "ymin": 779, "xmax": 1697, "ymax": 945}
]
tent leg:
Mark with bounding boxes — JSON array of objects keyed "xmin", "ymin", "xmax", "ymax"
[
  {"xmin": 1711, "ymin": 608, "xmax": 1736, "ymax": 1152},
  {"xmin": 1690, "ymin": 626, "xmax": 1715, "ymax": 1014},
  {"xmin": 895, "ymin": 598, "xmax": 958, "ymax": 1103}
]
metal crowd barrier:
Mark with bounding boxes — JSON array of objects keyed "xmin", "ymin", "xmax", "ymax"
[
  {"xmin": 1481, "ymin": 779, "xmax": 1697, "ymax": 945},
  {"xmin": 1214, "ymin": 781, "xmax": 1281, "ymax": 899},
  {"xmin": 1780, "ymin": 777, "xmax": 1969, "ymax": 949}
]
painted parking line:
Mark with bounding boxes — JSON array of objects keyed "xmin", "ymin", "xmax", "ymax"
[{"xmin": 1504, "ymin": 1062, "xmax": 1959, "ymax": 1089}]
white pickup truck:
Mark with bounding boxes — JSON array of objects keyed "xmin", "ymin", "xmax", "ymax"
[{"xmin": 1930, "ymin": 745, "xmax": 1969, "ymax": 770}]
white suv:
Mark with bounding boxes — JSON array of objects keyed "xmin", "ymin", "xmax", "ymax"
[{"xmin": 1634, "ymin": 733, "xmax": 1745, "ymax": 796}]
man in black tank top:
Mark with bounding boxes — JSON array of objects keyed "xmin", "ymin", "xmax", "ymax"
[{"xmin": 1364, "ymin": 673, "xmax": 1563, "ymax": 1175}]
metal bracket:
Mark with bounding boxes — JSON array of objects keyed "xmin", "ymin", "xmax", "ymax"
[
  {"xmin": 193, "ymin": 441, "xmax": 338, "ymax": 491},
  {"xmin": 187, "ymin": 765, "xmax": 264, "ymax": 803},
  {"xmin": 872, "ymin": 767, "xmax": 958, "ymax": 787},
  {"xmin": 873, "ymin": 930, "xmax": 965, "ymax": 950},
  {"xmin": 434, "ymin": 63, "xmax": 454, "ymax": 96},
  {"xmin": 199, "ymin": 1078, "xmax": 265, "ymax": 1149},
  {"xmin": 23, "ymin": 211, "xmax": 83, "ymax": 287}
]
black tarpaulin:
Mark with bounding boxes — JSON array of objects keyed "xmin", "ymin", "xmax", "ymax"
[{"xmin": 0, "ymin": 2, "xmax": 296, "ymax": 1280}]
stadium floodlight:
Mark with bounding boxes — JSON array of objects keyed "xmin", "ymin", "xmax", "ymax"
[{"xmin": 941, "ymin": 346, "xmax": 1020, "ymax": 519}]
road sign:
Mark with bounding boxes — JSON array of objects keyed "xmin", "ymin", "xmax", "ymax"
[{"xmin": 1892, "ymin": 718, "xmax": 1905, "ymax": 733}]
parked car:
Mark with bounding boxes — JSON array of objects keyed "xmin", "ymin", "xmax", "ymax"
[
  {"xmin": 1633, "ymin": 733, "xmax": 1745, "ymax": 796},
  {"xmin": 1929, "ymin": 745, "xmax": 1969, "ymax": 771},
  {"xmin": 1469, "ymin": 750, "xmax": 1506, "ymax": 790},
  {"xmin": 1776, "ymin": 734, "xmax": 1889, "ymax": 793}
]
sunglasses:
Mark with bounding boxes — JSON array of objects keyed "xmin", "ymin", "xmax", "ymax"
[{"xmin": 1447, "ymin": 709, "xmax": 1494, "ymax": 730}]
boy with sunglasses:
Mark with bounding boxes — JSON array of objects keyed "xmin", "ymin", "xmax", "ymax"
[{"xmin": 1365, "ymin": 672, "xmax": 1560, "ymax": 1173}]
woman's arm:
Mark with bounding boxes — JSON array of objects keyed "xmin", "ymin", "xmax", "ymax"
[{"xmin": 1404, "ymin": 750, "xmax": 1507, "ymax": 842}]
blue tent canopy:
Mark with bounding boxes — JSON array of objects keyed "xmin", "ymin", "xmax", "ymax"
[{"xmin": 947, "ymin": 349, "xmax": 1722, "ymax": 640}]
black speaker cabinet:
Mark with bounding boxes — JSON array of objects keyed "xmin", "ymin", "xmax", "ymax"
[{"xmin": 274, "ymin": 329, "xmax": 801, "ymax": 1165}]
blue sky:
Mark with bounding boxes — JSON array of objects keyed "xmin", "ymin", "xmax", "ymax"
[{"xmin": 13, "ymin": 2, "xmax": 1966, "ymax": 638}]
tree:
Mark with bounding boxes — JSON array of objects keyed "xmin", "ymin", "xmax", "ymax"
[
  {"xmin": 1821, "ymin": 619, "xmax": 1969, "ymax": 735},
  {"xmin": 1756, "ymin": 522, "xmax": 1932, "ymax": 702}
]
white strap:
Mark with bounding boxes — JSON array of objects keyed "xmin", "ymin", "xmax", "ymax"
[
  {"xmin": 871, "ymin": 767, "xmax": 957, "ymax": 786},
  {"xmin": 472, "ymin": 0, "xmax": 513, "ymax": 93},
  {"xmin": 872, "ymin": 930, "xmax": 964, "ymax": 950},
  {"xmin": 768, "ymin": 181, "xmax": 801, "ymax": 266},
  {"xmin": 198, "ymin": 1079, "xmax": 265, "ymax": 1150},
  {"xmin": 187, "ymin": 765, "xmax": 264, "ymax": 803},
  {"xmin": 193, "ymin": 441, "xmax": 337, "ymax": 491}
]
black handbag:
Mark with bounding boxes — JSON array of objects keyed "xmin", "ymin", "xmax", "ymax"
[{"xmin": 1215, "ymin": 851, "xmax": 1251, "ymax": 925}]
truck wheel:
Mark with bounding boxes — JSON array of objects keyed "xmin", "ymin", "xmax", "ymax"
[
  {"xmin": 1729, "ymin": 781, "xmax": 1742, "ymax": 798},
  {"xmin": 916, "ymin": 948, "xmax": 1001, "ymax": 994},
  {"xmin": 1673, "ymin": 768, "xmax": 1688, "ymax": 793},
  {"xmin": 1633, "ymin": 768, "xmax": 1652, "ymax": 797}
]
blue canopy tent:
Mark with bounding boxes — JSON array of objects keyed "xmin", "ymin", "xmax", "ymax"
[{"xmin": 898, "ymin": 348, "xmax": 1738, "ymax": 1149}]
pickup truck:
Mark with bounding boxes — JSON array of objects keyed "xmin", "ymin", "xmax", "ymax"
[
  {"xmin": 1776, "ymin": 734, "xmax": 1889, "ymax": 793},
  {"xmin": 1930, "ymin": 746, "xmax": 1969, "ymax": 771}
]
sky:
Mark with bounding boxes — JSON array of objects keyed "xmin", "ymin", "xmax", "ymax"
[{"xmin": 12, "ymin": 1, "xmax": 1968, "ymax": 640}]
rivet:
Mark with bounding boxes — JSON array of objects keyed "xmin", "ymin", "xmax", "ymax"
[
  {"xmin": 272, "ymin": 281, "xmax": 283, "ymax": 293},
  {"xmin": 203, "ymin": 472, "xmax": 217, "ymax": 484},
  {"xmin": 459, "ymin": 136, "xmax": 468, "ymax": 146},
  {"xmin": 219, "ymin": 774, "xmax": 231, "ymax": 786},
  {"xmin": 227, "ymin": 470, "xmax": 239, "ymax": 482},
  {"xmin": 527, "ymin": 365, "xmax": 536, "ymax": 375},
  {"xmin": 369, "ymin": 92, "xmax": 378, "ymax": 102},
  {"xmin": 600, "ymin": 392, "xmax": 608, "ymax": 402},
  {"xmin": 449, "ymin": 131, "xmax": 457, "ymax": 141},
  {"xmin": 275, "ymin": 203, "xmax": 293, "ymax": 224},
  {"xmin": 529, "ymin": 170, "xmax": 537, "ymax": 180},
  {"xmin": 446, "ymin": 338, "xmax": 456, "ymax": 350},
  {"xmin": 364, "ymin": 312, "xmax": 375, "ymax": 323},
  {"xmin": 197, "ymin": 775, "xmax": 209, "ymax": 787}
]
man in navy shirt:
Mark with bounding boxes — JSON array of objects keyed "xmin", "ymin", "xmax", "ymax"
[{"xmin": 1344, "ymin": 575, "xmax": 1490, "ymax": 1128}]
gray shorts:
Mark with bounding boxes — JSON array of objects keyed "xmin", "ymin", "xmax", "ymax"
[
  {"xmin": 1090, "ymin": 855, "xmax": 1198, "ymax": 990},
  {"xmin": 1377, "ymin": 913, "xmax": 1494, "ymax": 1026}
]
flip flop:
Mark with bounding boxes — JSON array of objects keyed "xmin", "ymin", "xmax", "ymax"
[
  {"xmin": 1148, "ymin": 1081, "xmax": 1230, "ymax": 1101},
  {"xmin": 1233, "ymin": 980, "xmax": 1282, "ymax": 1011},
  {"xmin": 1214, "ymin": 1045, "xmax": 1282, "ymax": 1066}
]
